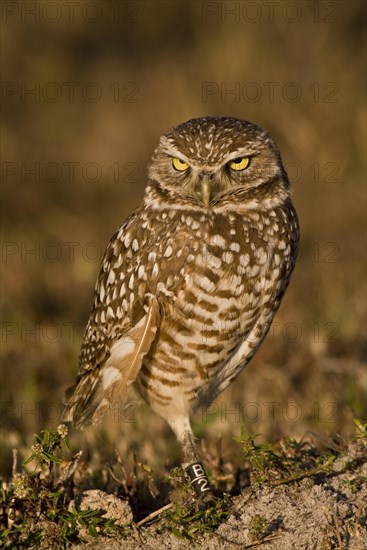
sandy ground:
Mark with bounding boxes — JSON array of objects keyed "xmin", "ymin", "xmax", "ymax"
[{"xmin": 70, "ymin": 440, "xmax": 367, "ymax": 550}]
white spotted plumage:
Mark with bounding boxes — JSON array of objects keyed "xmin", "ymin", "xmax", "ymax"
[{"xmin": 63, "ymin": 116, "xmax": 299, "ymax": 478}]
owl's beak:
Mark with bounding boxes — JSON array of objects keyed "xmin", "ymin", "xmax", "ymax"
[
  {"xmin": 200, "ymin": 174, "xmax": 211, "ymax": 207},
  {"xmin": 196, "ymin": 171, "xmax": 219, "ymax": 207}
]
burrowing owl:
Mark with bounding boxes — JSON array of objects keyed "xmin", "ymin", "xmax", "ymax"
[{"xmin": 64, "ymin": 116, "xmax": 299, "ymax": 501}]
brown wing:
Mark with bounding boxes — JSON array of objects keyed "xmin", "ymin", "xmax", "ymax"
[
  {"xmin": 63, "ymin": 202, "xmax": 193, "ymax": 427},
  {"xmin": 63, "ymin": 205, "xmax": 159, "ymax": 426}
]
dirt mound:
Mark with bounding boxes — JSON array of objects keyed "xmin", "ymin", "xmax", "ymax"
[{"xmin": 72, "ymin": 439, "xmax": 366, "ymax": 550}]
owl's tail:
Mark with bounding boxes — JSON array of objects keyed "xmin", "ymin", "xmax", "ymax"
[{"xmin": 63, "ymin": 369, "xmax": 104, "ymax": 428}]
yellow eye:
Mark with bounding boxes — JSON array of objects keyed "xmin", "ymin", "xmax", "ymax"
[
  {"xmin": 172, "ymin": 157, "xmax": 189, "ymax": 171},
  {"xmin": 228, "ymin": 157, "xmax": 250, "ymax": 171}
]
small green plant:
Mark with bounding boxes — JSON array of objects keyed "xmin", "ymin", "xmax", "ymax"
[
  {"xmin": 249, "ymin": 513, "xmax": 269, "ymax": 539},
  {"xmin": 235, "ymin": 430, "xmax": 336, "ymax": 485},
  {"xmin": 23, "ymin": 424, "xmax": 70, "ymax": 471},
  {"xmin": 354, "ymin": 419, "xmax": 367, "ymax": 440},
  {"xmin": 159, "ymin": 495, "xmax": 230, "ymax": 543},
  {"xmin": 234, "ymin": 430, "xmax": 292, "ymax": 483},
  {"xmin": 0, "ymin": 426, "xmax": 128, "ymax": 548}
]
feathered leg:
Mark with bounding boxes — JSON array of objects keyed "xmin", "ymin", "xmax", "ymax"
[{"xmin": 168, "ymin": 416, "xmax": 214, "ymax": 508}]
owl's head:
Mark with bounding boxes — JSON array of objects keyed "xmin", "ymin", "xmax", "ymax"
[{"xmin": 147, "ymin": 116, "xmax": 290, "ymax": 209}]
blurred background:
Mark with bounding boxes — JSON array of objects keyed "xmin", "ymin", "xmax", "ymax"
[{"xmin": 1, "ymin": 0, "xmax": 365, "ymax": 478}]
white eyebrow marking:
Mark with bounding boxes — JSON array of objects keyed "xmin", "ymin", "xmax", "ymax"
[
  {"xmin": 225, "ymin": 149, "xmax": 255, "ymax": 162},
  {"xmin": 163, "ymin": 146, "xmax": 191, "ymax": 164}
]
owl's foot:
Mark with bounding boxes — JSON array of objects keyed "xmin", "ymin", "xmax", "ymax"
[
  {"xmin": 196, "ymin": 489, "xmax": 219, "ymax": 511},
  {"xmin": 184, "ymin": 461, "xmax": 217, "ymax": 509}
]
